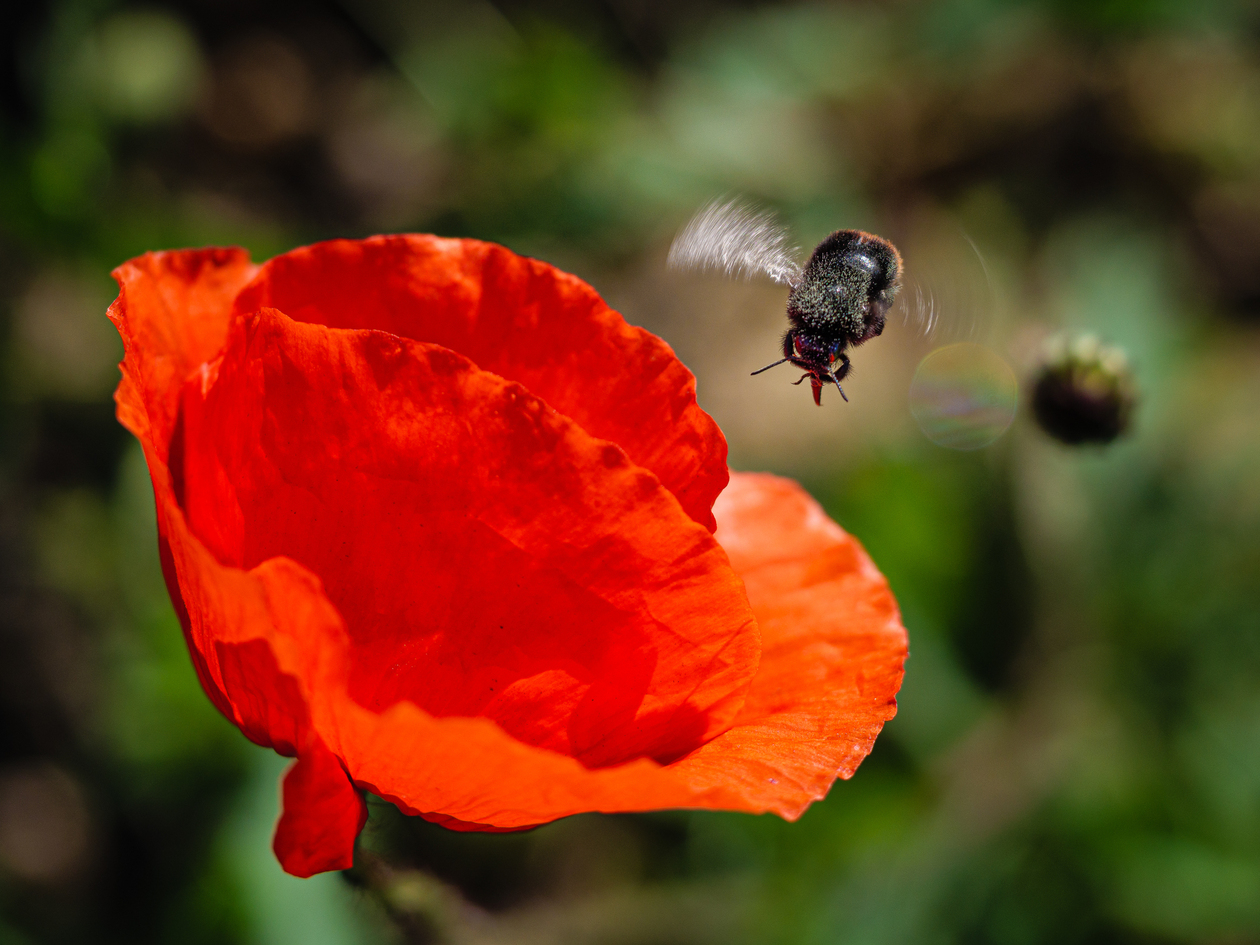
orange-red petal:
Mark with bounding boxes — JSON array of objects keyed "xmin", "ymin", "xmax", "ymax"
[
  {"xmin": 274, "ymin": 738, "xmax": 367, "ymax": 878},
  {"xmin": 111, "ymin": 248, "xmax": 258, "ymax": 453},
  {"xmin": 669, "ymin": 473, "xmax": 907, "ymax": 816},
  {"xmin": 311, "ymin": 472, "xmax": 906, "ymax": 832},
  {"xmin": 175, "ymin": 307, "xmax": 760, "ymax": 769},
  {"xmin": 232, "ymin": 236, "xmax": 728, "ymax": 529}
]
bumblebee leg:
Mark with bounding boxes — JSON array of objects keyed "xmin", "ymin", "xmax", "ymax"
[
  {"xmin": 781, "ymin": 329, "xmax": 797, "ymax": 360},
  {"xmin": 828, "ymin": 353, "xmax": 851, "ymax": 402},
  {"xmin": 792, "ymin": 373, "xmax": 812, "ymax": 385}
]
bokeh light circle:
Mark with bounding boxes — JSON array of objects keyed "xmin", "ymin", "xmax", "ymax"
[{"xmin": 909, "ymin": 343, "xmax": 1018, "ymax": 450}]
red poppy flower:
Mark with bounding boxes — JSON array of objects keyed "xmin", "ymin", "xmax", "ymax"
[{"xmin": 108, "ymin": 235, "xmax": 907, "ymax": 878}]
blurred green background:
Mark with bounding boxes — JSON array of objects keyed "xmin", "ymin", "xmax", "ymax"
[{"xmin": 2, "ymin": 0, "xmax": 1260, "ymax": 942}]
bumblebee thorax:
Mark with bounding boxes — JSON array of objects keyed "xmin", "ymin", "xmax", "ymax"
[{"xmin": 788, "ymin": 229, "xmax": 902, "ymax": 344}]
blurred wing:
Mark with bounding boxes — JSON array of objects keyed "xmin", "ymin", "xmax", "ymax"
[
  {"xmin": 667, "ymin": 198, "xmax": 803, "ymax": 287},
  {"xmin": 903, "ymin": 278, "xmax": 943, "ymax": 337},
  {"xmin": 895, "ymin": 229, "xmax": 992, "ymax": 342}
]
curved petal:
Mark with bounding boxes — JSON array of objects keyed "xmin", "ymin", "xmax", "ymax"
[
  {"xmin": 232, "ymin": 236, "xmax": 728, "ymax": 529},
  {"xmin": 112, "ymin": 250, "xmax": 368, "ymax": 874},
  {"xmin": 110, "ymin": 247, "xmax": 257, "ymax": 452},
  {"xmin": 154, "ymin": 469, "xmax": 367, "ymax": 874},
  {"xmin": 176, "ymin": 307, "xmax": 760, "ymax": 769},
  {"xmin": 671, "ymin": 472, "xmax": 907, "ymax": 816},
  {"xmin": 314, "ymin": 473, "xmax": 905, "ymax": 832},
  {"xmin": 274, "ymin": 739, "xmax": 367, "ymax": 877}
]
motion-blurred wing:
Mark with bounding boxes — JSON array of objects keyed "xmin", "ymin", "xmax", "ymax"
[
  {"xmin": 667, "ymin": 198, "xmax": 803, "ymax": 287},
  {"xmin": 895, "ymin": 230, "xmax": 991, "ymax": 342}
]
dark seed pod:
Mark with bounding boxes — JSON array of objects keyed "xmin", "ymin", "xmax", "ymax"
[{"xmin": 1031, "ymin": 335, "xmax": 1137, "ymax": 445}]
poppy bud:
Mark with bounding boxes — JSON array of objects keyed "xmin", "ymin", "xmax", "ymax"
[{"xmin": 1030, "ymin": 334, "xmax": 1137, "ymax": 445}]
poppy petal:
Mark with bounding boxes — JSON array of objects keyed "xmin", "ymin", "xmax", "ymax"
[
  {"xmin": 309, "ymin": 473, "xmax": 905, "ymax": 832},
  {"xmin": 151, "ymin": 464, "xmax": 367, "ymax": 872},
  {"xmin": 175, "ymin": 306, "xmax": 761, "ymax": 769},
  {"xmin": 110, "ymin": 248, "xmax": 258, "ymax": 452},
  {"xmin": 232, "ymin": 236, "xmax": 727, "ymax": 529},
  {"xmin": 154, "ymin": 467, "xmax": 366, "ymax": 874},
  {"xmin": 274, "ymin": 739, "xmax": 367, "ymax": 878},
  {"xmin": 669, "ymin": 472, "xmax": 906, "ymax": 816}
]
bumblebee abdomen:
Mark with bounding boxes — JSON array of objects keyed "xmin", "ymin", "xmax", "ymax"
[{"xmin": 787, "ymin": 229, "xmax": 902, "ymax": 344}]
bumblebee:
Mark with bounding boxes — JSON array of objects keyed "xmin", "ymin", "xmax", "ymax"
[{"xmin": 668, "ymin": 200, "xmax": 902, "ymax": 405}]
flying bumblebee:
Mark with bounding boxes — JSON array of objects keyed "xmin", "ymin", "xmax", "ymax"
[{"xmin": 668, "ymin": 198, "xmax": 903, "ymax": 405}]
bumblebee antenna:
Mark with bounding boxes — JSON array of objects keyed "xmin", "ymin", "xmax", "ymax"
[
  {"xmin": 830, "ymin": 375, "xmax": 849, "ymax": 403},
  {"xmin": 751, "ymin": 357, "xmax": 791, "ymax": 376}
]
